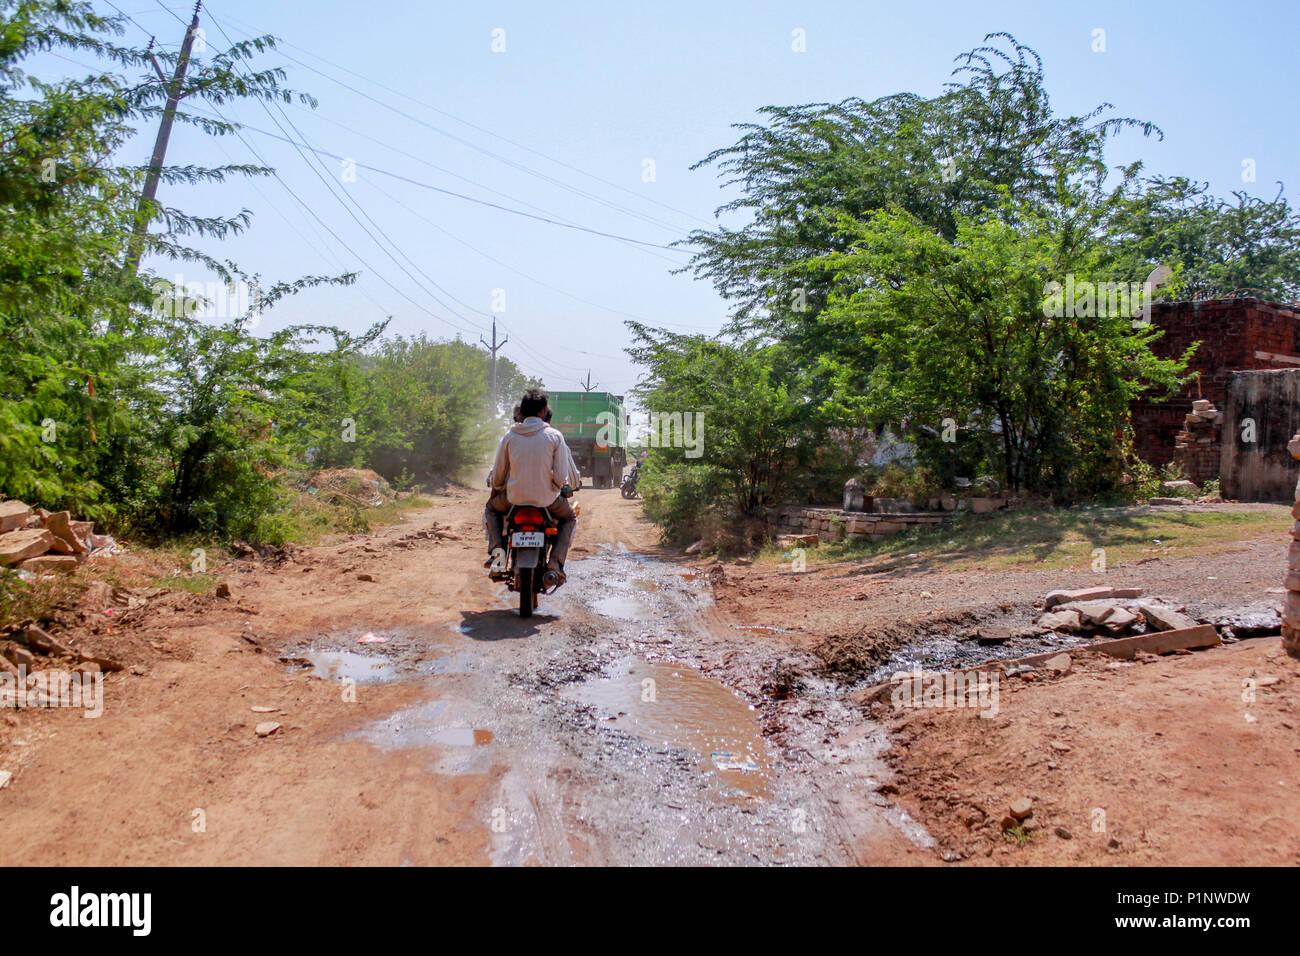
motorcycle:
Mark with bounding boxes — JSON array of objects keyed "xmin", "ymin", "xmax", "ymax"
[
  {"xmin": 492, "ymin": 504, "xmax": 557, "ymax": 617},
  {"xmin": 620, "ymin": 465, "xmax": 640, "ymax": 499},
  {"xmin": 490, "ymin": 483, "xmax": 577, "ymax": 616}
]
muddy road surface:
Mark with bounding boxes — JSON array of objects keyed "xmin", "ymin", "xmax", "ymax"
[{"xmin": 0, "ymin": 491, "xmax": 925, "ymax": 866}]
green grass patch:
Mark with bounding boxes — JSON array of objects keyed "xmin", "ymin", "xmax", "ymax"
[
  {"xmin": 154, "ymin": 572, "xmax": 218, "ymax": 594},
  {"xmin": 250, "ymin": 489, "xmax": 432, "ymax": 545},
  {"xmin": 765, "ymin": 504, "xmax": 1290, "ymax": 573}
]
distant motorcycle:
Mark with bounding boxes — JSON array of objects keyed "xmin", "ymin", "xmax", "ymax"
[{"xmin": 620, "ymin": 465, "xmax": 641, "ymax": 499}]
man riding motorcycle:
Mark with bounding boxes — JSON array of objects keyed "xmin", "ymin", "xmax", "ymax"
[{"xmin": 484, "ymin": 389, "xmax": 580, "ymax": 588}]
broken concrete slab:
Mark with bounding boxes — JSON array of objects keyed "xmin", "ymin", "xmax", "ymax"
[
  {"xmin": 16, "ymin": 555, "xmax": 78, "ymax": 574},
  {"xmin": 1074, "ymin": 601, "xmax": 1121, "ymax": 626},
  {"xmin": 981, "ymin": 625, "xmax": 1219, "ymax": 671},
  {"xmin": 1212, "ymin": 605, "xmax": 1282, "ymax": 638},
  {"xmin": 1139, "ymin": 603, "xmax": 1199, "ymax": 632},
  {"xmin": 1043, "ymin": 586, "xmax": 1112, "ymax": 609},
  {"xmin": 974, "ymin": 625, "xmax": 1013, "ymax": 645},
  {"xmin": 0, "ymin": 528, "xmax": 55, "ymax": 566},
  {"xmin": 1043, "ymin": 653, "xmax": 1073, "ymax": 676},
  {"xmin": 0, "ymin": 642, "xmax": 36, "ymax": 669},
  {"xmin": 1037, "ymin": 608, "xmax": 1084, "ymax": 632},
  {"xmin": 0, "ymin": 501, "xmax": 30, "ymax": 534},
  {"xmin": 43, "ymin": 510, "xmax": 88, "ymax": 554},
  {"xmin": 1102, "ymin": 607, "xmax": 1140, "ymax": 631},
  {"xmin": 18, "ymin": 625, "xmax": 71, "ymax": 656},
  {"xmin": 1081, "ymin": 625, "xmax": 1220, "ymax": 659}
]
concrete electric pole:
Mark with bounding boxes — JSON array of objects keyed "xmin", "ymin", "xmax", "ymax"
[
  {"xmin": 479, "ymin": 316, "xmax": 509, "ymax": 412},
  {"xmin": 124, "ymin": 1, "xmax": 203, "ymax": 276}
]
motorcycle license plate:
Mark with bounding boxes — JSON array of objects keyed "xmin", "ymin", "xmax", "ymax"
[{"xmin": 511, "ymin": 532, "xmax": 545, "ymax": 547}]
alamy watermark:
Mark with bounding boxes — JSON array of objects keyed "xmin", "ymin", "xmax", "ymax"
[
  {"xmin": 597, "ymin": 409, "xmax": 705, "ymax": 458},
  {"xmin": 151, "ymin": 275, "xmax": 265, "ymax": 324},
  {"xmin": 890, "ymin": 668, "xmax": 999, "ymax": 716},
  {"xmin": 1043, "ymin": 265, "xmax": 1173, "ymax": 328},
  {"xmin": 1, "ymin": 666, "xmax": 103, "ymax": 717}
]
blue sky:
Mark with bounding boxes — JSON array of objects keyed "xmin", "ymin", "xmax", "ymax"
[{"xmin": 36, "ymin": 0, "xmax": 1300, "ymax": 397}]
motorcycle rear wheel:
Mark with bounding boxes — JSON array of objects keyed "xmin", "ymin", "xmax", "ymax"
[{"xmin": 517, "ymin": 567, "xmax": 534, "ymax": 617}]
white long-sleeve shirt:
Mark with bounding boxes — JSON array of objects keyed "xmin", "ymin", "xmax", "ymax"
[{"xmin": 489, "ymin": 417, "xmax": 582, "ymax": 505}]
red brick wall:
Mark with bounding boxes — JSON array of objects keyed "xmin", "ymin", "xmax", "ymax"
[{"xmin": 1131, "ymin": 299, "xmax": 1300, "ymax": 467}]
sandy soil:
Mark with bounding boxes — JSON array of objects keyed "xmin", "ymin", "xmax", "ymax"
[
  {"xmin": 875, "ymin": 636, "xmax": 1300, "ymax": 864},
  {"xmin": 0, "ymin": 490, "xmax": 923, "ymax": 866},
  {"xmin": 707, "ymin": 511, "xmax": 1300, "ymax": 865},
  {"xmin": 3, "ymin": 492, "xmax": 1295, "ymax": 866}
]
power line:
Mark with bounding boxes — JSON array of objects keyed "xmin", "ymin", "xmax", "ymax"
[
  {"xmin": 358, "ymin": 177, "xmax": 713, "ymax": 344},
  {"xmin": 195, "ymin": 110, "xmax": 689, "ymax": 254},
  {"xmin": 205, "ymin": 12, "xmax": 489, "ymax": 336},
  {"xmin": 219, "ymin": 112, "xmax": 479, "ymax": 336},
  {"xmin": 215, "ymin": 10, "xmax": 713, "ymax": 231},
  {"xmin": 149, "ymin": 0, "xmax": 188, "ymax": 26},
  {"xmin": 92, "ymin": 4, "xmax": 618, "ymax": 387}
]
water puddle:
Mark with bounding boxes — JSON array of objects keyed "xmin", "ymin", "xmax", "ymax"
[
  {"xmin": 562, "ymin": 657, "xmax": 770, "ymax": 797},
  {"xmin": 353, "ymin": 698, "xmax": 495, "ymax": 758},
  {"xmin": 590, "ymin": 593, "xmax": 645, "ymax": 619},
  {"xmin": 633, "ymin": 579, "xmax": 663, "ymax": 592},
  {"xmin": 304, "ymin": 649, "xmax": 399, "ymax": 683},
  {"xmin": 426, "ymin": 651, "xmax": 484, "ymax": 675},
  {"xmin": 427, "ymin": 727, "xmax": 495, "ymax": 747}
]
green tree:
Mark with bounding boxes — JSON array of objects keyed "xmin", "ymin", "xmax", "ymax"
[
  {"xmin": 314, "ymin": 335, "xmax": 501, "ymax": 484},
  {"xmin": 681, "ymin": 33, "xmax": 1159, "ymax": 367},
  {"xmin": 1111, "ymin": 176, "xmax": 1300, "ymax": 302},
  {"xmin": 627, "ymin": 327, "xmax": 848, "ymax": 542},
  {"xmin": 1, "ymin": 0, "xmax": 341, "ymax": 531},
  {"xmin": 817, "ymin": 195, "xmax": 1191, "ymax": 497}
]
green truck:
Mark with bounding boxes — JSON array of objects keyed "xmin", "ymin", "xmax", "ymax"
[{"xmin": 548, "ymin": 391, "xmax": 627, "ymax": 489}]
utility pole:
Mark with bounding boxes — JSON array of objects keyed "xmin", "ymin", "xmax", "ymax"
[
  {"xmin": 579, "ymin": 370, "xmax": 598, "ymax": 392},
  {"xmin": 479, "ymin": 316, "xmax": 508, "ymax": 412},
  {"xmin": 124, "ymin": 1, "xmax": 203, "ymax": 276}
]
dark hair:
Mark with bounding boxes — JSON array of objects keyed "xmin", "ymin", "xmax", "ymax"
[
  {"xmin": 519, "ymin": 388, "xmax": 548, "ymax": 419},
  {"xmin": 511, "ymin": 404, "xmax": 523, "ymax": 423}
]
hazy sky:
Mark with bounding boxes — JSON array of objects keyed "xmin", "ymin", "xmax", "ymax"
[{"xmin": 36, "ymin": 0, "xmax": 1300, "ymax": 397}]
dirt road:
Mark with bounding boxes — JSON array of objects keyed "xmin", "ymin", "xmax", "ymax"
[{"xmin": 0, "ymin": 490, "xmax": 926, "ymax": 866}]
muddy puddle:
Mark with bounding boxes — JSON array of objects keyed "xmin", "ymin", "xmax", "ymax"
[
  {"xmin": 863, "ymin": 629, "xmax": 1094, "ymax": 685},
  {"xmin": 561, "ymin": 655, "xmax": 771, "ymax": 797}
]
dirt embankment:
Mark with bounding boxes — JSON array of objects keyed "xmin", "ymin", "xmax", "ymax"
[
  {"xmin": 0, "ymin": 490, "xmax": 497, "ymax": 865},
  {"xmin": 704, "ymin": 520, "xmax": 1300, "ymax": 865},
  {"xmin": 877, "ymin": 636, "xmax": 1299, "ymax": 864}
]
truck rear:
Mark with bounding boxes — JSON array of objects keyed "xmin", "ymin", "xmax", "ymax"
[{"xmin": 548, "ymin": 391, "xmax": 627, "ymax": 489}]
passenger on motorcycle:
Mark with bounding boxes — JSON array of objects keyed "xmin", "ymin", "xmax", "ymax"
[{"xmin": 484, "ymin": 389, "xmax": 581, "ymax": 585}]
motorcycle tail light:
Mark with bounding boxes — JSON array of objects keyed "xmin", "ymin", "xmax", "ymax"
[{"xmin": 514, "ymin": 507, "xmax": 545, "ymax": 525}]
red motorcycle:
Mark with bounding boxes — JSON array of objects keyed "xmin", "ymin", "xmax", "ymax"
[{"xmin": 497, "ymin": 504, "xmax": 558, "ymax": 617}]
